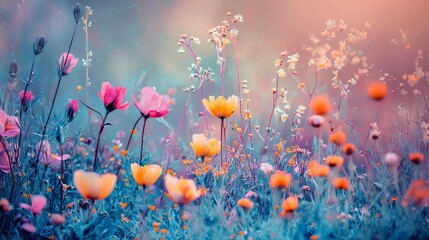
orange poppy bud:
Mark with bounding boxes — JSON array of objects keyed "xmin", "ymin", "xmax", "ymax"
[
  {"xmin": 310, "ymin": 95, "xmax": 331, "ymax": 115},
  {"xmin": 308, "ymin": 160, "xmax": 330, "ymax": 177},
  {"xmin": 367, "ymin": 81, "xmax": 387, "ymax": 100},
  {"xmin": 325, "ymin": 156, "xmax": 344, "ymax": 168},
  {"xmin": 409, "ymin": 152, "xmax": 424, "ymax": 165},
  {"xmin": 237, "ymin": 198, "xmax": 254, "ymax": 210},
  {"xmin": 333, "ymin": 177, "xmax": 349, "ymax": 190},
  {"xmin": 270, "ymin": 171, "xmax": 292, "ymax": 189},
  {"xmin": 342, "ymin": 143, "xmax": 356, "ymax": 156},
  {"xmin": 329, "ymin": 129, "xmax": 347, "ymax": 146},
  {"xmin": 282, "ymin": 196, "xmax": 299, "ymax": 213}
]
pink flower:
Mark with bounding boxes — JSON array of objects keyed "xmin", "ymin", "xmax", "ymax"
[
  {"xmin": 37, "ymin": 140, "xmax": 71, "ymax": 170},
  {"xmin": 0, "ymin": 142, "xmax": 11, "ymax": 173},
  {"xmin": 20, "ymin": 195, "xmax": 47, "ymax": 215},
  {"xmin": 98, "ymin": 82, "xmax": 129, "ymax": 112},
  {"xmin": 21, "ymin": 223, "xmax": 36, "ymax": 233},
  {"xmin": 132, "ymin": 87, "xmax": 170, "ymax": 118},
  {"xmin": 0, "ymin": 110, "xmax": 20, "ymax": 138},
  {"xmin": 66, "ymin": 99, "xmax": 79, "ymax": 122},
  {"xmin": 19, "ymin": 90, "xmax": 34, "ymax": 104},
  {"xmin": 58, "ymin": 52, "xmax": 78, "ymax": 76}
]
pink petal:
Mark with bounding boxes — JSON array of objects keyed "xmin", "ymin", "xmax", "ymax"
[
  {"xmin": 31, "ymin": 195, "xmax": 47, "ymax": 215},
  {"xmin": 20, "ymin": 203, "xmax": 31, "ymax": 210},
  {"xmin": 0, "ymin": 149, "xmax": 10, "ymax": 173},
  {"xmin": 98, "ymin": 82, "xmax": 110, "ymax": 101},
  {"xmin": 21, "ymin": 223, "xmax": 36, "ymax": 233}
]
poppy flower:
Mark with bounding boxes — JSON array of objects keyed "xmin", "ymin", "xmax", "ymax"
[
  {"xmin": 0, "ymin": 110, "xmax": 20, "ymax": 138},
  {"xmin": 202, "ymin": 95, "xmax": 239, "ymax": 119},
  {"xmin": 402, "ymin": 179, "xmax": 429, "ymax": 207},
  {"xmin": 367, "ymin": 81, "xmax": 387, "ymax": 100},
  {"xmin": 130, "ymin": 163, "xmax": 162, "ymax": 187},
  {"xmin": 164, "ymin": 174, "xmax": 202, "ymax": 205},
  {"xmin": 282, "ymin": 196, "xmax": 299, "ymax": 213},
  {"xmin": 98, "ymin": 82, "xmax": 129, "ymax": 112},
  {"xmin": 190, "ymin": 134, "xmax": 221, "ymax": 158},
  {"xmin": 270, "ymin": 171, "xmax": 292, "ymax": 189},
  {"xmin": 325, "ymin": 156, "xmax": 344, "ymax": 168},
  {"xmin": 310, "ymin": 95, "xmax": 331, "ymax": 115},
  {"xmin": 58, "ymin": 53, "xmax": 78, "ymax": 76},
  {"xmin": 333, "ymin": 177, "xmax": 350, "ymax": 190},
  {"xmin": 237, "ymin": 198, "xmax": 254, "ymax": 210},
  {"xmin": 20, "ymin": 195, "xmax": 47, "ymax": 215},
  {"xmin": 409, "ymin": 152, "xmax": 424, "ymax": 165},
  {"xmin": 308, "ymin": 160, "xmax": 330, "ymax": 177},
  {"xmin": 342, "ymin": 143, "xmax": 356, "ymax": 156},
  {"xmin": 73, "ymin": 170, "xmax": 117, "ymax": 201},
  {"xmin": 329, "ymin": 129, "xmax": 347, "ymax": 146},
  {"xmin": 132, "ymin": 87, "xmax": 171, "ymax": 118}
]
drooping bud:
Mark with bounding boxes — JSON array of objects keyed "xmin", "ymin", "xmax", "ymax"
[
  {"xmin": 33, "ymin": 36, "xmax": 47, "ymax": 56},
  {"xmin": 73, "ymin": 4, "xmax": 82, "ymax": 24},
  {"xmin": 65, "ymin": 99, "xmax": 79, "ymax": 122},
  {"xmin": 9, "ymin": 61, "xmax": 18, "ymax": 78}
]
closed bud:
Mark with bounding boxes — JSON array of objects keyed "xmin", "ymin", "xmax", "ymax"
[
  {"xmin": 66, "ymin": 99, "xmax": 79, "ymax": 122},
  {"xmin": 9, "ymin": 61, "xmax": 18, "ymax": 78},
  {"xmin": 33, "ymin": 36, "xmax": 47, "ymax": 56},
  {"xmin": 73, "ymin": 4, "xmax": 82, "ymax": 24}
]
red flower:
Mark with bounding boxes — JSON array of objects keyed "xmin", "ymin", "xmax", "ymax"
[{"xmin": 98, "ymin": 82, "xmax": 129, "ymax": 112}]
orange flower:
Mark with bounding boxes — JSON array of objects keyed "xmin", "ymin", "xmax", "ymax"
[
  {"xmin": 308, "ymin": 160, "xmax": 330, "ymax": 177},
  {"xmin": 409, "ymin": 152, "xmax": 424, "ymax": 165},
  {"xmin": 164, "ymin": 174, "xmax": 202, "ymax": 205},
  {"xmin": 237, "ymin": 198, "xmax": 254, "ymax": 210},
  {"xmin": 325, "ymin": 156, "xmax": 344, "ymax": 168},
  {"xmin": 282, "ymin": 196, "xmax": 298, "ymax": 213},
  {"xmin": 310, "ymin": 95, "xmax": 331, "ymax": 115},
  {"xmin": 333, "ymin": 177, "xmax": 349, "ymax": 190},
  {"xmin": 73, "ymin": 170, "xmax": 117, "ymax": 201},
  {"xmin": 329, "ymin": 129, "xmax": 346, "ymax": 146},
  {"xmin": 367, "ymin": 81, "xmax": 387, "ymax": 100},
  {"xmin": 402, "ymin": 179, "xmax": 429, "ymax": 207},
  {"xmin": 202, "ymin": 95, "xmax": 239, "ymax": 119},
  {"xmin": 130, "ymin": 163, "xmax": 162, "ymax": 187},
  {"xmin": 342, "ymin": 143, "xmax": 356, "ymax": 156},
  {"xmin": 190, "ymin": 134, "xmax": 221, "ymax": 158},
  {"xmin": 270, "ymin": 171, "xmax": 292, "ymax": 189}
]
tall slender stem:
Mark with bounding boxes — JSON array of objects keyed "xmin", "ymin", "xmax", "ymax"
[
  {"xmin": 59, "ymin": 144, "xmax": 64, "ymax": 214},
  {"xmin": 93, "ymin": 112, "xmax": 108, "ymax": 171},
  {"xmin": 139, "ymin": 117, "xmax": 148, "ymax": 165},
  {"xmin": 126, "ymin": 115, "xmax": 143, "ymax": 151},
  {"xmin": 220, "ymin": 118, "xmax": 224, "ymax": 166},
  {"xmin": 1, "ymin": 138, "xmax": 14, "ymax": 202}
]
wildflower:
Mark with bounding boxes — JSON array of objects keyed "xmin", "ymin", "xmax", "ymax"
[
  {"xmin": 130, "ymin": 163, "xmax": 162, "ymax": 187},
  {"xmin": 325, "ymin": 156, "xmax": 344, "ymax": 168},
  {"xmin": 342, "ymin": 143, "xmax": 356, "ymax": 156},
  {"xmin": 21, "ymin": 223, "xmax": 36, "ymax": 233},
  {"xmin": 19, "ymin": 90, "xmax": 34, "ymax": 111},
  {"xmin": 237, "ymin": 198, "xmax": 254, "ymax": 210},
  {"xmin": 73, "ymin": 3, "xmax": 82, "ymax": 24},
  {"xmin": 409, "ymin": 152, "xmax": 424, "ymax": 165},
  {"xmin": 281, "ymin": 196, "xmax": 298, "ymax": 213},
  {"xmin": 58, "ymin": 53, "xmax": 79, "ymax": 76},
  {"xmin": 367, "ymin": 81, "xmax": 387, "ymax": 100},
  {"xmin": 98, "ymin": 82, "xmax": 129, "ymax": 112},
  {"xmin": 73, "ymin": 170, "xmax": 117, "ymax": 200},
  {"xmin": 384, "ymin": 152, "xmax": 400, "ymax": 168},
  {"xmin": 0, "ymin": 110, "xmax": 21, "ymax": 137},
  {"xmin": 33, "ymin": 36, "xmax": 47, "ymax": 55},
  {"xmin": 270, "ymin": 171, "xmax": 292, "ymax": 189},
  {"xmin": 20, "ymin": 195, "xmax": 47, "ymax": 215},
  {"xmin": 9, "ymin": 60, "xmax": 18, "ymax": 78},
  {"xmin": 0, "ymin": 198, "xmax": 11, "ymax": 212},
  {"xmin": 202, "ymin": 95, "xmax": 239, "ymax": 119},
  {"xmin": 50, "ymin": 214, "xmax": 65, "ymax": 225},
  {"xmin": 164, "ymin": 174, "xmax": 202, "ymax": 206},
  {"xmin": 369, "ymin": 122, "xmax": 381, "ymax": 140},
  {"xmin": 132, "ymin": 87, "xmax": 171, "ymax": 118},
  {"xmin": 308, "ymin": 115, "xmax": 325, "ymax": 128},
  {"xmin": 190, "ymin": 134, "xmax": 221, "ymax": 158},
  {"xmin": 402, "ymin": 179, "xmax": 429, "ymax": 207},
  {"xmin": 65, "ymin": 99, "xmax": 79, "ymax": 122},
  {"xmin": 310, "ymin": 95, "xmax": 331, "ymax": 115},
  {"xmin": 333, "ymin": 177, "xmax": 349, "ymax": 190},
  {"xmin": 260, "ymin": 162, "xmax": 274, "ymax": 173},
  {"xmin": 0, "ymin": 140, "xmax": 11, "ymax": 173},
  {"xmin": 277, "ymin": 68, "xmax": 286, "ymax": 78},
  {"xmin": 308, "ymin": 160, "xmax": 330, "ymax": 177},
  {"xmin": 329, "ymin": 128, "xmax": 346, "ymax": 146},
  {"xmin": 36, "ymin": 141, "xmax": 71, "ymax": 170}
]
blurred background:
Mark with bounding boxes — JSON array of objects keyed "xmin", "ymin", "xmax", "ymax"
[{"xmin": 0, "ymin": 0, "xmax": 428, "ymax": 154}]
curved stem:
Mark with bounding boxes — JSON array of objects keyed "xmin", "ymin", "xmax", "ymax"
[
  {"xmin": 139, "ymin": 117, "xmax": 148, "ymax": 165},
  {"xmin": 93, "ymin": 112, "xmax": 108, "ymax": 171},
  {"xmin": 126, "ymin": 115, "xmax": 143, "ymax": 151}
]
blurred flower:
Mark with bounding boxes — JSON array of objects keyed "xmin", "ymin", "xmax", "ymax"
[
  {"xmin": 367, "ymin": 81, "xmax": 387, "ymax": 100},
  {"xmin": 333, "ymin": 177, "xmax": 349, "ymax": 190},
  {"xmin": 369, "ymin": 122, "xmax": 381, "ymax": 140},
  {"xmin": 20, "ymin": 195, "xmax": 47, "ymax": 215},
  {"xmin": 281, "ymin": 196, "xmax": 298, "ymax": 214},
  {"xmin": 130, "ymin": 163, "xmax": 162, "ymax": 187},
  {"xmin": 0, "ymin": 198, "xmax": 11, "ymax": 212},
  {"xmin": 237, "ymin": 198, "xmax": 254, "ymax": 210},
  {"xmin": 50, "ymin": 214, "xmax": 65, "ymax": 225},
  {"xmin": 190, "ymin": 134, "xmax": 221, "ymax": 158},
  {"xmin": 202, "ymin": 95, "xmax": 239, "ymax": 119},
  {"xmin": 19, "ymin": 90, "xmax": 33, "ymax": 112},
  {"xmin": 270, "ymin": 171, "xmax": 292, "ymax": 189},
  {"xmin": 36, "ymin": 141, "xmax": 71, "ymax": 170},
  {"xmin": 402, "ymin": 179, "xmax": 429, "ymax": 207},
  {"xmin": 9, "ymin": 60, "xmax": 18, "ymax": 78},
  {"xmin": 308, "ymin": 115, "xmax": 325, "ymax": 128},
  {"xmin": 329, "ymin": 128, "xmax": 346, "ymax": 146},
  {"xmin": 73, "ymin": 4, "xmax": 82, "ymax": 24},
  {"xmin": 58, "ymin": 53, "xmax": 78, "ymax": 76},
  {"xmin": 0, "ymin": 110, "xmax": 20, "ymax": 138},
  {"xmin": 0, "ymin": 142, "xmax": 11, "ymax": 173},
  {"xmin": 325, "ymin": 156, "xmax": 344, "ymax": 168},
  {"xmin": 21, "ymin": 223, "xmax": 36, "ymax": 233},
  {"xmin": 409, "ymin": 152, "xmax": 424, "ymax": 165},
  {"xmin": 33, "ymin": 36, "xmax": 47, "ymax": 56},
  {"xmin": 98, "ymin": 82, "xmax": 129, "ymax": 112},
  {"xmin": 260, "ymin": 162, "xmax": 274, "ymax": 174},
  {"xmin": 164, "ymin": 174, "xmax": 202, "ymax": 205},
  {"xmin": 384, "ymin": 152, "xmax": 400, "ymax": 168},
  {"xmin": 132, "ymin": 87, "xmax": 170, "ymax": 118},
  {"xmin": 73, "ymin": 170, "xmax": 117, "ymax": 200},
  {"xmin": 310, "ymin": 95, "xmax": 331, "ymax": 115},
  {"xmin": 308, "ymin": 160, "xmax": 330, "ymax": 177},
  {"xmin": 65, "ymin": 99, "xmax": 79, "ymax": 123},
  {"xmin": 342, "ymin": 143, "xmax": 356, "ymax": 156}
]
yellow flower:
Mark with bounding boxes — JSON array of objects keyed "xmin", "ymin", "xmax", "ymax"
[
  {"xmin": 130, "ymin": 163, "xmax": 162, "ymax": 187},
  {"xmin": 202, "ymin": 95, "xmax": 239, "ymax": 119},
  {"xmin": 164, "ymin": 174, "xmax": 202, "ymax": 205},
  {"xmin": 73, "ymin": 170, "xmax": 117, "ymax": 201},
  {"xmin": 190, "ymin": 134, "xmax": 221, "ymax": 158}
]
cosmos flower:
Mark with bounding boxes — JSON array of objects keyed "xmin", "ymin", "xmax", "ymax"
[
  {"xmin": 190, "ymin": 134, "xmax": 221, "ymax": 158},
  {"xmin": 0, "ymin": 110, "xmax": 20, "ymax": 138},
  {"xmin": 132, "ymin": 87, "xmax": 171, "ymax": 118},
  {"xmin": 130, "ymin": 163, "xmax": 162, "ymax": 187},
  {"xmin": 73, "ymin": 170, "xmax": 117, "ymax": 201},
  {"xmin": 36, "ymin": 140, "xmax": 71, "ymax": 170},
  {"xmin": 270, "ymin": 171, "xmax": 292, "ymax": 189},
  {"xmin": 202, "ymin": 95, "xmax": 239, "ymax": 119},
  {"xmin": 20, "ymin": 195, "xmax": 47, "ymax": 215},
  {"xmin": 58, "ymin": 53, "xmax": 78, "ymax": 76},
  {"xmin": 164, "ymin": 174, "xmax": 202, "ymax": 206},
  {"xmin": 98, "ymin": 82, "xmax": 129, "ymax": 112}
]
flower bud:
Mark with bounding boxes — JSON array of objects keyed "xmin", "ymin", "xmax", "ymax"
[
  {"xmin": 33, "ymin": 36, "xmax": 47, "ymax": 56},
  {"xmin": 19, "ymin": 90, "xmax": 34, "ymax": 112},
  {"xmin": 73, "ymin": 4, "xmax": 82, "ymax": 24},
  {"xmin": 66, "ymin": 99, "xmax": 79, "ymax": 122},
  {"xmin": 384, "ymin": 152, "xmax": 400, "ymax": 168},
  {"xmin": 9, "ymin": 60, "xmax": 18, "ymax": 78}
]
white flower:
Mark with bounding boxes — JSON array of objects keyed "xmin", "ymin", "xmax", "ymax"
[
  {"xmin": 260, "ymin": 163, "xmax": 274, "ymax": 173},
  {"xmin": 296, "ymin": 105, "xmax": 306, "ymax": 114},
  {"xmin": 178, "ymin": 47, "xmax": 185, "ymax": 54},
  {"xmin": 277, "ymin": 68, "xmax": 286, "ymax": 78}
]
